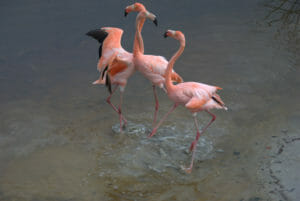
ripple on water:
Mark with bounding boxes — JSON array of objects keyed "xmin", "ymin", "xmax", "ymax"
[
  {"xmin": 98, "ymin": 121, "xmax": 215, "ymax": 177},
  {"xmin": 112, "ymin": 121, "xmax": 147, "ymax": 135}
]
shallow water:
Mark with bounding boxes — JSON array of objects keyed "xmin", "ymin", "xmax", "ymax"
[{"xmin": 1, "ymin": 0, "xmax": 299, "ymax": 201}]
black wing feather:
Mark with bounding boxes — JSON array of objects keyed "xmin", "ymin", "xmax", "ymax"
[
  {"xmin": 212, "ymin": 96, "xmax": 223, "ymax": 107},
  {"xmin": 86, "ymin": 29, "xmax": 108, "ymax": 44},
  {"xmin": 105, "ymin": 73, "xmax": 112, "ymax": 94},
  {"xmin": 102, "ymin": 66, "xmax": 108, "ymax": 79},
  {"xmin": 98, "ymin": 44, "xmax": 103, "ymax": 59},
  {"xmin": 86, "ymin": 29, "xmax": 108, "ymax": 59}
]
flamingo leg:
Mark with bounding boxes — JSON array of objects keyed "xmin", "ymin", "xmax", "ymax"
[
  {"xmin": 118, "ymin": 90, "xmax": 127, "ymax": 132},
  {"xmin": 148, "ymin": 103, "xmax": 178, "ymax": 138},
  {"xmin": 106, "ymin": 85, "xmax": 127, "ymax": 126},
  {"xmin": 106, "ymin": 85, "xmax": 118, "ymax": 111},
  {"xmin": 189, "ymin": 115, "xmax": 201, "ymax": 152},
  {"xmin": 152, "ymin": 85, "xmax": 159, "ymax": 127},
  {"xmin": 184, "ymin": 111, "xmax": 216, "ymax": 173}
]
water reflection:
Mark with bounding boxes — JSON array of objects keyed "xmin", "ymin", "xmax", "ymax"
[
  {"xmin": 264, "ymin": 0, "xmax": 300, "ymax": 52},
  {"xmin": 264, "ymin": 0, "xmax": 300, "ymax": 28}
]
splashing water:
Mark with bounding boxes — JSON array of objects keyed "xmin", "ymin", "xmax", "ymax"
[{"xmin": 106, "ymin": 121, "xmax": 214, "ymax": 175}]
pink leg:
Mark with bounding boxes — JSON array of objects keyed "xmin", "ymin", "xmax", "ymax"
[
  {"xmin": 118, "ymin": 91, "xmax": 127, "ymax": 132},
  {"xmin": 148, "ymin": 103, "xmax": 178, "ymax": 138},
  {"xmin": 152, "ymin": 85, "xmax": 159, "ymax": 127},
  {"xmin": 106, "ymin": 85, "xmax": 118, "ymax": 112},
  {"xmin": 106, "ymin": 86, "xmax": 127, "ymax": 126},
  {"xmin": 189, "ymin": 115, "xmax": 201, "ymax": 152},
  {"xmin": 184, "ymin": 111, "xmax": 216, "ymax": 173}
]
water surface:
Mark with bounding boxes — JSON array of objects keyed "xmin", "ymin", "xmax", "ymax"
[{"xmin": 0, "ymin": 0, "xmax": 299, "ymax": 200}]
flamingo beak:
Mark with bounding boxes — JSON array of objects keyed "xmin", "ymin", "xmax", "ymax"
[
  {"xmin": 153, "ymin": 18, "xmax": 158, "ymax": 26},
  {"xmin": 124, "ymin": 10, "xmax": 128, "ymax": 17},
  {"xmin": 164, "ymin": 32, "xmax": 168, "ymax": 38}
]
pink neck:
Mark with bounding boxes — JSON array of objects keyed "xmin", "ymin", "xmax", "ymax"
[
  {"xmin": 166, "ymin": 38, "xmax": 185, "ymax": 91},
  {"xmin": 133, "ymin": 15, "xmax": 145, "ymax": 56}
]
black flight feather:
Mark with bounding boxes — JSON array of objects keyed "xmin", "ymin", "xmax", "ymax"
[
  {"xmin": 86, "ymin": 29, "xmax": 108, "ymax": 44},
  {"xmin": 98, "ymin": 44, "xmax": 103, "ymax": 58},
  {"xmin": 105, "ymin": 73, "xmax": 112, "ymax": 94},
  {"xmin": 102, "ymin": 65, "xmax": 108, "ymax": 79},
  {"xmin": 212, "ymin": 96, "xmax": 223, "ymax": 106},
  {"xmin": 86, "ymin": 29, "xmax": 108, "ymax": 59}
]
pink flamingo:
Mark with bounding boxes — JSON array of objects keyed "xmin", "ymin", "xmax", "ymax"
[
  {"xmin": 86, "ymin": 27, "xmax": 135, "ymax": 132},
  {"xmin": 149, "ymin": 30, "xmax": 227, "ymax": 173},
  {"xmin": 126, "ymin": 3, "xmax": 183, "ymax": 126},
  {"xmin": 125, "ymin": 3, "xmax": 148, "ymax": 54}
]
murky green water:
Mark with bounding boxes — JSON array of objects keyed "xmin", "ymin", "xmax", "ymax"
[{"xmin": 1, "ymin": 0, "xmax": 299, "ymax": 201}]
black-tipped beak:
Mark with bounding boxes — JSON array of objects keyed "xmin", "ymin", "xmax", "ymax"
[
  {"xmin": 164, "ymin": 32, "xmax": 168, "ymax": 38},
  {"xmin": 153, "ymin": 18, "xmax": 158, "ymax": 26},
  {"xmin": 124, "ymin": 11, "xmax": 128, "ymax": 17}
]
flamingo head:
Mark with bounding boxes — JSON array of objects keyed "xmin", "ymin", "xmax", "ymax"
[
  {"xmin": 164, "ymin": 30, "xmax": 176, "ymax": 38},
  {"xmin": 164, "ymin": 30, "xmax": 185, "ymax": 46},
  {"xmin": 164, "ymin": 30, "xmax": 185, "ymax": 40},
  {"xmin": 137, "ymin": 10, "xmax": 158, "ymax": 26},
  {"xmin": 124, "ymin": 2, "xmax": 146, "ymax": 17}
]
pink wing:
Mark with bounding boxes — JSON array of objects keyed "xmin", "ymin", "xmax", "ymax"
[
  {"xmin": 140, "ymin": 55, "xmax": 183, "ymax": 83},
  {"xmin": 142, "ymin": 55, "xmax": 168, "ymax": 75},
  {"xmin": 181, "ymin": 82, "xmax": 226, "ymax": 111},
  {"xmin": 180, "ymin": 82, "xmax": 215, "ymax": 98},
  {"xmin": 97, "ymin": 28, "xmax": 126, "ymax": 72}
]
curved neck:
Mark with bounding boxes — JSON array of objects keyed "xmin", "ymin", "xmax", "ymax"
[
  {"xmin": 166, "ymin": 39, "xmax": 185, "ymax": 91},
  {"xmin": 133, "ymin": 16, "xmax": 145, "ymax": 56}
]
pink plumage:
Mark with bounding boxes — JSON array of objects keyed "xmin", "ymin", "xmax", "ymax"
[
  {"xmin": 149, "ymin": 30, "xmax": 227, "ymax": 173},
  {"xmin": 126, "ymin": 3, "xmax": 183, "ymax": 126},
  {"xmin": 87, "ymin": 27, "xmax": 135, "ymax": 132}
]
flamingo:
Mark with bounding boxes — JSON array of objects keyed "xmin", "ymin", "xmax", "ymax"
[
  {"xmin": 125, "ymin": 3, "xmax": 183, "ymax": 126},
  {"xmin": 149, "ymin": 30, "xmax": 227, "ymax": 173},
  {"xmin": 86, "ymin": 27, "xmax": 135, "ymax": 132},
  {"xmin": 124, "ymin": 2, "xmax": 148, "ymax": 54}
]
